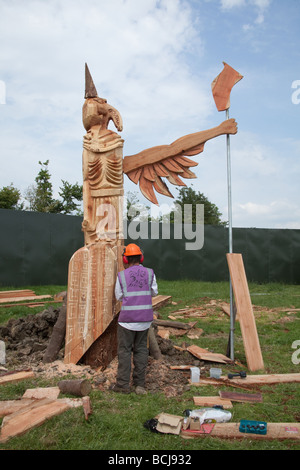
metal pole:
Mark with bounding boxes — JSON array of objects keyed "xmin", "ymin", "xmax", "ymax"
[{"xmin": 226, "ymin": 108, "xmax": 234, "ymax": 361}]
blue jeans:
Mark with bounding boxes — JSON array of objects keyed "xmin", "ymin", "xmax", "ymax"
[{"xmin": 116, "ymin": 324, "xmax": 149, "ymax": 390}]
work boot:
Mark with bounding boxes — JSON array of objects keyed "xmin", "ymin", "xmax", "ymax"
[
  {"xmin": 109, "ymin": 383, "xmax": 130, "ymax": 394},
  {"xmin": 135, "ymin": 386, "xmax": 147, "ymax": 395}
]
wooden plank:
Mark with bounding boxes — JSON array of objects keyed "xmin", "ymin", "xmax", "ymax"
[
  {"xmin": 0, "ymin": 399, "xmax": 35, "ymax": 418},
  {"xmin": 187, "ymin": 345, "xmax": 232, "ymax": 364},
  {"xmin": 0, "ymin": 290, "xmax": 35, "ymax": 298},
  {"xmin": 0, "ymin": 295, "xmax": 52, "ymax": 304},
  {"xmin": 0, "ymin": 370, "xmax": 35, "ymax": 386},
  {"xmin": 193, "ymin": 373, "xmax": 300, "ymax": 387},
  {"xmin": 170, "ymin": 365, "xmax": 193, "ymax": 370},
  {"xmin": 226, "ymin": 253, "xmax": 264, "ymax": 371},
  {"xmin": 219, "ymin": 390, "xmax": 263, "ymax": 403},
  {"xmin": 152, "ymin": 295, "xmax": 172, "ymax": 309},
  {"xmin": 181, "ymin": 422, "xmax": 300, "ymax": 440},
  {"xmin": 0, "ymin": 300, "xmax": 62, "ymax": 308},
  {"xmin": 22, "ymin": 387, "xmax": 60, "ymax": 400},
  {"xmin": 193, "ymin": 396, "xmax": 233, "ymax": 409},
  {"xmin": 154, "ymin": 319, "xmax": 196, "ymax": 330},
  {"xmin": 0, "ymin": 398, "xmax": 70, "ymax": 443},
  {"xmin": 82, "ymin": 396, "xmax": 92, "ymax": 420}
]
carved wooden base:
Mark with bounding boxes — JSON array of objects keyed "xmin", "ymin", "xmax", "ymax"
[
  {"xmin": 64, "ymin": 240, "xmax": 123, "ymax": 365},
  {"xmin": 81, "ymin": 314, "xmax": 119, "ymax": 369}
]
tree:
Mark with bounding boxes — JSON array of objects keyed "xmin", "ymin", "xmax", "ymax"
[
  {"xmin": 125, "ymin": 191, "xmax": 151, "ymax": 222},
  {"xmin": 0, "ymin": 184, "xmax": 24, "ymax": 210},
  {"xmin": 58, "ymin": 180, "xmax": 83, "ymax": 215},
  {"xmin": 24, "ymin": 160, "xmax": 83, "ymax": 214},
  {"xmin": 24, "ymin": 160, "xmax": 57, "ymax": 212},
  {"xmin": 172, "ymin": 186, "xmax": 226, "ymax": 225}
]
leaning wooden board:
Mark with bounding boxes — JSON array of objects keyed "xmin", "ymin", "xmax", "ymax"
[
  {"xmin": 226, "ymin": 253, "xmax": 264, "ymax": 371},
  {"xmin": 181, "ymin": 422, "xmax": 300, "ymax": 440},
  {"xmin": 187, "ymin": 345, "xmax": 232, "ymax": 364}
]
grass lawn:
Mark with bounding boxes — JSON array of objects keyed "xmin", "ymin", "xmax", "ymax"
[{"xmin": 0, "ymin": 281, "xmax": 300, "ymax": 451}]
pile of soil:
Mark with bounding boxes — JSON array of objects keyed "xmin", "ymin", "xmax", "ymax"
[
  {"xmin": 0, "ymin": 305, "xmax": 204, "ymax": 396},
  {"xmin": 0, "ymin": 306, "xmax": 61, "ymax": 367}
]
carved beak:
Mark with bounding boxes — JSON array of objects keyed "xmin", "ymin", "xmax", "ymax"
[{"xmin": 108, "ymin": 105, "xmax": 123, "ymax": 132}]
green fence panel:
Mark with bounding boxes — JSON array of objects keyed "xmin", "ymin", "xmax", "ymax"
[
  {"xmin": 0, "ymin": 209, "xmax": 84, "ymax": 286},
  {"xmin": 0, "ymin": 209, "xmax": 300, "ymax": 286}
]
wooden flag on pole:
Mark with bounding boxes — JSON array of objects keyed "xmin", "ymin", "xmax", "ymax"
[{"xmin": 211, "ymin": 62, "xmax": 243, "ymax": 111}]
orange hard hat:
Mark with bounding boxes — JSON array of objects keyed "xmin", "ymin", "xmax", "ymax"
[{"xmin": 123, "ymin": 243, "xmax": 143, "ymax": 257}]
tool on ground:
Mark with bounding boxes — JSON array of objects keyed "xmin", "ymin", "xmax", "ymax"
[
  {"xmin": 227, "ymin": 371, "xmax": 247, "ymax": 379},
  {"xmin": 239, "ymin": 419, "xmax": 267, "ymax": 435}
]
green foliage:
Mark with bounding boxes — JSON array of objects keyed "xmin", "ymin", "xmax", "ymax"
[
  {"xmin": 173, "ymin": 186, "xmax": 226, "ymax": 225},
  {"xmin": 125, "ymin": 191, "xmax": 151, "ymax": 222},
  {"xmin": 58, "ymin": 180, "xmax": 83, "ymax": 215},
  {"xmin": 23, "ymin": 160, "xmax": 83, "ymax": 214},
  {"xmin": 0, "ymin": 184, "xmax": 23, "ymax": 210}
]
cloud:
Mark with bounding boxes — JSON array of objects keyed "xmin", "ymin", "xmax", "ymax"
[
  {"xmin": 0, "ymin": 0, "xmax": 212, "ymax": 195},
  {"xmin": 220, "ymin": 0, "xmax": 246, "ymax": 9},
  {"xmin": 234, "ymin": 200, "xmax": 300, "ymax": 229},
  {"xmin": 220, "ymin": 0, "xmax": 272, "ymax": 28}
]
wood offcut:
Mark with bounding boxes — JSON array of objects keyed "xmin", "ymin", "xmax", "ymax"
[{"xmin": 226, "ymin": 253, "xmax": 264, "ymax": 371}]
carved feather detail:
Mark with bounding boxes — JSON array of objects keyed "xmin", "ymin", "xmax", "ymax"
[
  {"xmin": 125, "ymin": 154, "xmax": 198, "ymax": 205},
  {"xmin": 123, "ymin": 118, "xmax": 238, "ymax": 205}
]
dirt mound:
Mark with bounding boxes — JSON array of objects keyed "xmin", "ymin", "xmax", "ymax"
[
  {"xmin": 0, "ymin": 306, "xmax": 61, "ymax": 367},
  {"xmin": 0, "ymin": 305, "xmax": 204, "ymax": 396}
]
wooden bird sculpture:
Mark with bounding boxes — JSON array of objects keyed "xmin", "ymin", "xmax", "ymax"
[{"xmin": 64, "ymin": 63, "xmax": 240, "ymax": 367}]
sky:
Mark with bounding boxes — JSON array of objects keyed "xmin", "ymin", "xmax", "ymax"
[{"xmin": 0, "ymin": 0, "xmax": 299, "ymax": 229}]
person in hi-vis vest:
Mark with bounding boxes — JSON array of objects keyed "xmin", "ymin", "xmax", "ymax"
[{"xmin": 112, "ymin": 244, "xmax": 158, "ymax": 394}]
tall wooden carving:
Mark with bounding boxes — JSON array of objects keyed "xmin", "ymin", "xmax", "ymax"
[
  {"xmin": 64, "ymin": 64, "xmax": 239, "ymax": 367},
  {"xmin": 64, "ymin": 65, "xmax": 124, "ymax": 365}
]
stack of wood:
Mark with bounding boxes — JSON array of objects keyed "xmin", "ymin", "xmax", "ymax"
[
  {"xmin": 0, "ymin": 371, "xmax": 92, "ymax": 443},
  {"xmin": 0, "ymin": 290, "xmax": 65, "ymax": 308}
]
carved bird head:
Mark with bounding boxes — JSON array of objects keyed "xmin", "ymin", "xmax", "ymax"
[
  {"xmin": 83, "ymin": 63, "xmax": 123, "ymax": 132},
  {"xmin": 82, "ymin": 97, "xmax": 123, "ymax": 132}
]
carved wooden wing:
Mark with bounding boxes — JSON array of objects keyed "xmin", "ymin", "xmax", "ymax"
[
  {"xmin": 123, "ymin": 144, "xmax": 204, "ymax": 205},
  {"xmin": 123, "ymin": 118, "xmax": 238, "ymax": 205}
]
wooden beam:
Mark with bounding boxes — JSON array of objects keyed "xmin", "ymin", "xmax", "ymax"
[
  {"xmin": 181, "ymin": 422, "xmax": 300, "ymax": 440},
  {"xmin": 0, "ymin": 295, "xmax": 52, "ymax": 304},
  {"xmin": 226, "ymin": 253, "xmax": 264, "ymax": 371},
  {"xmin": 0, "ymin": 370, "xmax": 35, "ymax": 386},
  {"xmin": 193, "ymin": 373, "xmax": 300, "ymax": 387},
  {"xmin": 154, "ymin": 319, "xmax": 197, "ymax": 330},
  {"xmin": 219, "ymin": 390, "xmax": 263, "ymax": 403},
  {"xmin": 152, "ymin": 295, "xmax": 172, "ymax": 309},
  {"xmin": 0, "ymin": 398, "xmax": 83, "ymax": 443},
  {"xmin": 187, "ymin": 345, "xmax": 232, "ymax": 364},
  {"xmin": 193, "ymin": 396, "xmax": 233, "ymax": 409},
  {"xmin": 0, "ymin": 290, "xmax": 35, "ymax": 298}
]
